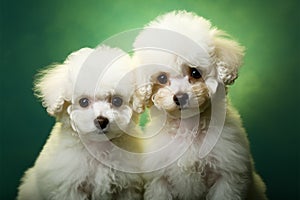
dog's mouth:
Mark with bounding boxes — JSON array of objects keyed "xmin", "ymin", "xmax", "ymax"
[
  {"xmin": 97, "ymin": 129, "xmax": 109, "ymax": 134},
  {"xmin": 174, "ymin": 101, "xmax": 191, "ymax": 112},
  {"xmin": 95, "ymin": 125, "xmax": 110, "ymax": 136},
  {"xmin": 177, "ymin": 103, "xmax": 190, "ymax": 110}
]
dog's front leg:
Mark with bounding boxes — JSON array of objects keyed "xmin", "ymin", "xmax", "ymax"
[
  {"xmin": 115, "ymin": 187, "xmax": 143, "ymax": 200},
  {"xmin": 17, "ymin": 168, "xmax": 43, "ymax": 200},
  {"xmin": 206, "ymin": 172, "xmax": 250, "ymax": 200},
  {"xmin": 144, "ymin": 177, "xmax": 173, "ymax": 200}
]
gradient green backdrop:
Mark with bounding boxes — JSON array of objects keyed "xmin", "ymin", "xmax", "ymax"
[{"xmin": 1, "ymin": 0, "xmax": 299, "ymax": 199}]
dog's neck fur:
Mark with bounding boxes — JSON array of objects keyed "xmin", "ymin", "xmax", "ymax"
[{"xmin": 165, "ymin": 103, "xmax": 212, "ymax": 138}]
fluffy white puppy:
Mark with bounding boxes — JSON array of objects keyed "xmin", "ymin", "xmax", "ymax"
[
  {"xmin": 17, "ymin": 46, "xmax": 143, "ymax": 200},
  {"xmin": 133, "ymin": 11, "xmax": 267, "ymax": 200}
]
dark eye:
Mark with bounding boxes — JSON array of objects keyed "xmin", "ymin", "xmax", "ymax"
[
  {"xmin": 190, "ymin": 68, "xmax": 201, "ymax": 79},
  {"xmin": 157, "ymin": 73, "xmax": 168, "ymax": 84},
  {"xmin": 111, "ymin": 96, "xmax": 123, "ymax": 107},
  {"xmin": 79, "ymin": 98, "xmax": 90, "ymax": 108}
]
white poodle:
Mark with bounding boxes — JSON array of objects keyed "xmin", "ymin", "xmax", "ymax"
[
  {"xmin": 133, "ymin": 11, "xmax": 267, "ymax": 200},
  {"xmin": 17, "ymin": 46, "xmax": 144, "ymax": 200}
]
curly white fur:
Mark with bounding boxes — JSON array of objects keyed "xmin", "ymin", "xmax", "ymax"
[
  {"xmin": 17, "ymin": 46, "xmax": 143, "ymax": 200},
  {"xmin": 133, "ymin": 10, "xmax": 267, "ymax": 200}
]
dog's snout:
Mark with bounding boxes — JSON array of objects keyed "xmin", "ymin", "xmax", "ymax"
[
  {"xmin": 94, "ymin": 116, "xmax": 109, "ymax": 131},
  {"xmin": 173, "ymin": 93, "xmax": 189, "ymax": 106}
]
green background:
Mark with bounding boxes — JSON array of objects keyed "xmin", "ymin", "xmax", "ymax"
[{"xmin": 1, "ymin": 0, "xmax": 299, "ymax": 199}]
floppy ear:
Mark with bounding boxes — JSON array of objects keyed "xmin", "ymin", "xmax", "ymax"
[
  {"xmin": 34, "ymin": 63, "xmax": 70, "ymax": 116},
  {"xmin": 34, "ymin": 48, "xmax": 93, "ymax": 116},
  {"xmin": 132, "ymin": 84, "xmax": 153, "ymax": 114},
  {"xmin": 212, "ymin": 30, "xmax": 245, "ymax": 85}
]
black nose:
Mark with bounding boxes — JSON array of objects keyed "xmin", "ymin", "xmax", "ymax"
[
  {"xmin": 94, "ymin": 116, "xmax": 109, "ymax": 130},
  {"xmin": 173, "ymin": 93, "xmax": 189, "ymax": 106}
]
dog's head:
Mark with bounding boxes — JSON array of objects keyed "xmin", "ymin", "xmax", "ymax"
[
  {"xmin": 148, "ymin": 64, "xmax": 210, "ymax": 118},
  {"xmin": 133, "ymin": 10, "xmax": 244, "ymax": 118},
  {"xmin": 35, "ymin": 46, "xmax": 135, "ymax": 141}
]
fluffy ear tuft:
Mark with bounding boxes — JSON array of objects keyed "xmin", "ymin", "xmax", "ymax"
[
  {"xmin": 34, "ymin": 63, "xmax": 69, "ymax": 116},
  {"xmin": 34, "ymin": 48, "xmax": 93, "ymax": 116},
  {"xmin": 212, "ymin": 29, "xmax": 245, "ymax": 85}
]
